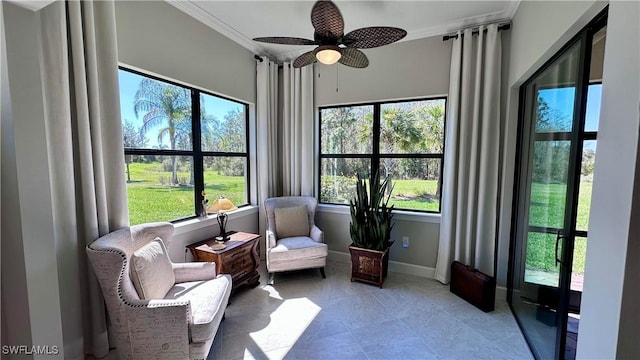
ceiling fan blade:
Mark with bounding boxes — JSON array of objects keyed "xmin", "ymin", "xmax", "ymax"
[
  {"xmin": 311, "ymin": 0, "xmax": 344, "ymax": 40},
  {"xmin": 338, "ymin": 48, "xmax": 369, "ymax": 68},
  {"xmin": 293, "ymin": 51, "xmax": 317, "ymax": 68},
  {"xmin": 253, "ymin": 37, "xmax": 316, "ymax": 45},
  {"xmin": 343, "ymin": 27, "xmax": 407, "ymax": 49}
]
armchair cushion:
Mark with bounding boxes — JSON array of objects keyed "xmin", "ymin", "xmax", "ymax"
[
  {"xmin": 130, "ymin": 237, "xmax": 175, "ymax": 300},
  {"xmin": 269, "ymin": 236, "xmax": 328, "ymax": 262},
  {"xmin": 274, "ymin": 205, "xmax": 309, "ymax": 239},
  {"xmin": 164, "ymin": 274, "xmax": 232, "ymax": 343}
]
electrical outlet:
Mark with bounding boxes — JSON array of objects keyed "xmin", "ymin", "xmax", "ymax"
[{"xmin": 402, "ymin": 236, "xmax": 409, "ymax": 248}]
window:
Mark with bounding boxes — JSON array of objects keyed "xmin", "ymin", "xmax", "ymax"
[
  {"xmin": 319, "ymin": 98, "xmax": 446, "ymax": 212},
  {"xmin": 119, "ymin": 68, "xmax": 249, "ymax": 225}
]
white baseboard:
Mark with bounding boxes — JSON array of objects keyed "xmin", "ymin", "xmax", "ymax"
[
  {"xmin": 496, "ymin": 286, "xmax": 508, "ymax": 301},
  {"xmin": 329, "ymin": 251, "xmax": 508, "ymax": 303},
  {"xmin": 327, "ymin": 250, "xmax": 351, "ymax": 263},
  {"xmin": 327, "ymin": 250, "xmax": 436, "ymax": 279}
]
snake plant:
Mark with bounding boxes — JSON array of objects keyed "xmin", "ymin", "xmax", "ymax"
[{"xmin": 349, "ymin": 172, "xmax": 395, "ymax": 251}]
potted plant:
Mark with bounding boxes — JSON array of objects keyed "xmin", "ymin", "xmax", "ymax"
[{"xmin": 348, "ymin": 171, "xmax": 395, "ymax": 288}]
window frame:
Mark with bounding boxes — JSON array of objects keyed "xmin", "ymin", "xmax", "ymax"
[
  {"xmin": 318, "ymin": 96, "xmax": 447, "ymax": 214},
  {"xmin": 119, "ymin": 66, "xmax": 251, "ymax": 223}
]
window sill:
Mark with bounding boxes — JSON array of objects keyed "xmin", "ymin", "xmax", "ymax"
[
  {"xmin": 173, "ymin": 205, "xmax": 259, "ymax": 236},
  {"xmin": 317, "ymin": 204, "xmax": 441, "ymax": 224}
]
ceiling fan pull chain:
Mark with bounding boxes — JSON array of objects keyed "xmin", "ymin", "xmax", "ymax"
[{"xmin": 336, "ymin": 65, "xmax": 339, "ymax": 93}]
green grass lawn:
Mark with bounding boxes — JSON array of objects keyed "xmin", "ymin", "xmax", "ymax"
[
  {"xmin": 127, "ymin": 162, "xmax": 591, "ymax": 274},
  {"xmin": 321, "ymin": 176, "xmax": 441, "ymax": 212},
  {"xmin": 388, "ymin": 179, "xmax": 440, "ymax": 212},
  {"xmin": 526, "ymin": 181, "xmax": 592, "ymax": 274},
  {"xmin": 126, "ymin": 162, "xmax": 246, "ymax": 225}
]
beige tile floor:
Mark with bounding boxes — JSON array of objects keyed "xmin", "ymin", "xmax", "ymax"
[{"xmin": 207, "ymin": 260, "xmax": 533, "ymax": 360}]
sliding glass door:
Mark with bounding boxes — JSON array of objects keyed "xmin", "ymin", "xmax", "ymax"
[{"xmin": 509, "ymin": 11, "xmax": 606, "ymax": 360}]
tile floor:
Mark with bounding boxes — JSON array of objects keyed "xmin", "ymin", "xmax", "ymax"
[{"xmin": 207, "ymin": 260, "xmax": 533, "ymax": 360}]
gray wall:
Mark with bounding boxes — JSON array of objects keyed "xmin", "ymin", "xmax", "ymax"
[
  {"xmin": 496, "ymin": 0, "xmax": 607, "ymax": 287},
  {"xmin": 2, "ymin": 2, "xmax": 68, "ymax": 357},
  {"xmin": 115, "ymin": 1, "xmax": 256, "ymax": 104},
  {"xmin": 507, "ymin": 1, "xmax": 605, "ymax": 87},
  {"xmin": 0, "ymin": 2, "xmax": 261, "ymax": 357},
  {"xmin": 314, "ymin": 35, "xmax": 451, "ymax": 271},
  {"xmin": 315, "ymin": 33, "xmax": 513, "ymax": 276},
  {"xmin": 315, "ymin": 36, "xmax": 451, "ymax": 105},
  {"xmin": 578, "ymin": 2, "xmax": 640, "ymax": 357},
  {"xmin": 1, "ymin": 2, "xmax": 34, "ymax": 357},
  {"xmin": 501, "ymin": 0, "xmax": 640, "ymax": 357},
  {"xmin": 114, "ymin": 1, "xmax": 260, "ymax": 257}
]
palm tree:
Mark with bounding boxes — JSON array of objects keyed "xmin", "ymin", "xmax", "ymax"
[
  {"xmin": 134, "ymin": 79, "xmax": 191, "ymax": 184},
  {"xmin": 379, "ymin": 105, "xmax": 422, "ymax": 185},
  {"xmin": 414, "ymin": 102, "xmax": 445, "ymax": 197}
]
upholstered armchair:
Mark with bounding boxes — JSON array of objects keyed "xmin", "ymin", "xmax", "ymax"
[
  {"xmin": 264, "ymin": 196, "xmax": 328, "ymax": 284},
  {"xmin": 86, "ymin": 222, "xmax": 231, "ymax": 360}
]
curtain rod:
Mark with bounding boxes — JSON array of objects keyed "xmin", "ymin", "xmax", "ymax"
[
  {"xmin": 442, "ymin": 23, "xmax": 511, "ymax": 41},
  {"xmin": 254, "ymin": 55, "xmax": 287, "ymax": 68}
]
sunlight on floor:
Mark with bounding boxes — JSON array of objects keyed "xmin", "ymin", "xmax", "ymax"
[
  {"xmin": 247, "ymin": 296, "xmax": 321, "ymax": 359},
  {"xmin": 214, "ymin": 261, "xmax": 532, "ymax": 360}
]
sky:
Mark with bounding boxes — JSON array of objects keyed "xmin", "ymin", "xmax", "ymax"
[
  {"xmin": 538, "ymin": 84, "xmax": 601, "ymax": 151},
  {"xmin": 120, "ymin": 68, "xmax": 602, "ymax": 153},
  {"xmin": 118, "ymin": 69, "xmax": 243, "ymax": 149}
]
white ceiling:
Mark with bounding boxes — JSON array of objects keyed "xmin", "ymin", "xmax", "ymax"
[{"xmin": 166, "ymin": 0, "xmax": 520, "ymax": 62}]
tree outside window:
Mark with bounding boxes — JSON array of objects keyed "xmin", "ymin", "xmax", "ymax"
[
  {"xmin": 319, "ymin": 98, "xmax": 446, "ymax": 213},
  {"xmin": 119, "ymin": 68, "xmax": 249, "ymax": 225}
]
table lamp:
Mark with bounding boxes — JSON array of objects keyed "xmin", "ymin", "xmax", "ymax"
[{"xmin": 208, "ymin": 196, "xmax": 238, "ymax": 242}]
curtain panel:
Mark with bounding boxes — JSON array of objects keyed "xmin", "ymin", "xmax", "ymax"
[
  {"xmin": 256, "ymin": 60, "xmax": 315, "ymax": 253},
  {"xmin": 435, "ymin": 24, "xmax": 502, "ymax": 283},
  {"xmin": 39, "ymin": 1, "xmax": 128, "ymax": 356},
  {"xmin": 281, "ymin": 63, "xmax": 314, "ymax": 197},
  {"xmin": 256, "ymin": 57, "xmax": 280, "ymax": 251}
]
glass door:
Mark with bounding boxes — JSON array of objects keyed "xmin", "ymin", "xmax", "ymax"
[
  {"xmin": 510, "ymin": 41, "xmax": 582, "ymax": 360},
  {"xmin": 509, "ymin": 12, "xmax": 606, "ymax": 360}
]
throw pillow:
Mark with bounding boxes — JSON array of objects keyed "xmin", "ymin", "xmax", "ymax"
[
  {"xmin": 274, "ymin": 205, "xmax": 310, "ymax": 239},
  {"xmin": 130, "ymin": 237, "xmax": 175, "ymax": 300}
]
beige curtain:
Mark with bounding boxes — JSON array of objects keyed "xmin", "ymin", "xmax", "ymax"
[
  {"xmin": 281, "ymin": 63, "xmax": 314, "ymax": 196},
  {"xmin": 435, "ymin": 24, "xmax": 502, "ymax": 283},
  {"xmin": 40, "ymin": 1, "xmax": 128, "ymax": 357},
  {"xmin": 256, "ymin": 57, "xmax": 280, "ymax": 254}
]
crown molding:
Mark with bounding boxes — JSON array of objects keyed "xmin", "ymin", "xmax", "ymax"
[
  {"xmin": 276, "ymin": 47, "xmax": 315, "ymax": 63},
  {"xmin": 165, "ymin": 0, "xmax": 264, "ymax": 55},
  {"xmin": 166, "ymin": 0, "xmax": 521, "ymax": 62},
  {"xmin": 503, "ymin": 0, "xmax": 522, "ymax": 20},
  {"xmin": 6, "ymin": 0, "xmax": 55, "ymax": 11},
  {"xmin": 441, "ymin": 10, "xmax": 509, "ymax": 33}
]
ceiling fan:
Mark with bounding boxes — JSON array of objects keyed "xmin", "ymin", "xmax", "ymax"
[{"xmin": 253, "ymin": 0, "xmax": 407, "ymax": 69}]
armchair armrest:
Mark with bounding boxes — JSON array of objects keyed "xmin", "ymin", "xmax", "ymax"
[
  {"xmin": 172, "ymin": 262, "xmax": 217, "ymax": 283},
  {"xmin": 125, "ymin": 299, "xmax": 191, "ymax": 358},
  {"xmin": 266, "ymin": 228, "xmax": 277, "ymax": 249},
  {"xmin": 310, "ymin": 225, "xmax": 324, "ymax": 243}
]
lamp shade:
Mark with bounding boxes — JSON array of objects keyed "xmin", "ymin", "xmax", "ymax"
[
  {"xmin": 207, "ymin": 196, "xmax": 238, "ymax": 213},
  {"xmin": 316, "ymin": 45, "xmax": 341, "ymax": 65}
]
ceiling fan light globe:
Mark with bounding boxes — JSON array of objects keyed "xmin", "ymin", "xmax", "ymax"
[{"xmin": 316, "ymin": 47, "xmax": 341, "ymax": 65}]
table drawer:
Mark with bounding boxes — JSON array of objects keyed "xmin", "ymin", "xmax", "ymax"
[{"xmin": 186, "ymin": 231, "xmax": 261, "ymax": 294}]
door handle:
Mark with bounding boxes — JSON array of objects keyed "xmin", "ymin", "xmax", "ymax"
[{"xmin": 555, "ymin": 231, "xmax": 565, "ymax": 267}]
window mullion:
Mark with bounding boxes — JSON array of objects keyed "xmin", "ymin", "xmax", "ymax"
[
  {"xmin": 372, "ymin": 103, "xmax": 381, "ymax": 177},
  {"xmin": 192, "ymin": 89, "xmax": 204, "ymax": 215}
]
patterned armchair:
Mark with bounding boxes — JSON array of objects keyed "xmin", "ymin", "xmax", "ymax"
[
  {"xmin": 264, "ymin": 196, "xmax": 328, "ymax": 284},
  {"xmin": 86, "ymin": 222, "xmax": 231, "ymax": 360}
]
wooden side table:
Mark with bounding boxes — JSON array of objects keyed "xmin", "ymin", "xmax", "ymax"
[{"xmin": 187, "ymin": 231, "xmax": 261, "ymax": 293}]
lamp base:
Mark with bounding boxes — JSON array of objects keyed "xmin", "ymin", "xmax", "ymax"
[{"xmin": 215, "ymin": 235, "xmax": 226, "ymax": 243}]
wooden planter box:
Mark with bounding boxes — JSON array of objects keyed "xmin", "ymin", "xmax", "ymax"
[{"xmin": 349, "ymin": 245, "xmax": 391, "ymax": 288}]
